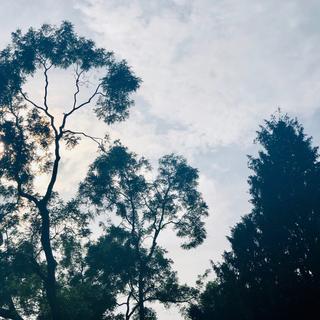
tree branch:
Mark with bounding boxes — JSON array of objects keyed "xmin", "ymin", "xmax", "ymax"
[
  {"xmin": 41, "ymin": 62, "xmax": 52, "ymax": 111},
  {"xmin": 72, "ymin": 68, "xmax": 84, "ymax": 111},
  {"xmin": 18, "ymin": 90, "xmax": 46, "ymax": 112},
  {"xmin": 146, "ymin": 296, "xmax": 192, "ymax": 304},
  {"xmin": 43, "ymin": 135, "xmax": 60, "ymax": 204},
  {"xmin": 60, "ymin": 82, "xmax": 102, "ymax": 131},
  {"xmin": 62, "ymin": 130, "xmax": 104, "ymax": 149},
  {"xmin": 127, "ymin": 303, "xmax": 139, "ymax": 319},
  {"xmin": 147, "ymin": 183, "xmax": 171, "ymax": 260},
  {"xmin": 19, "ymin": 89, "xmax": 58, "ymax": 136},
  {"xmin": 16, "ymin": 178, "xmax": 39, "ymax": 206}
]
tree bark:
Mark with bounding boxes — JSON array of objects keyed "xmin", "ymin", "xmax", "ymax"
[
  {"xmin": 138, "ymin": 273, "xmax": 145, "ymax": 320},
  {"xmin": 38, "ymin": 203, "xmax": 59, "ymax": 320}
]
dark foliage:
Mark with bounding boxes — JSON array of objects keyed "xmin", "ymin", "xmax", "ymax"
[
  {"xmin": 80, "ymin": 143, "xmax": 208, "ymax": 319},
  {"xmin": 0, "ymin": 21, "xmax": 139, "ymax": 320},
  {"xmin": 189, "ymin": 114, "xmax": 320, "ymax": 320}
]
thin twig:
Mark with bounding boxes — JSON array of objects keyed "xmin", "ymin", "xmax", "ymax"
[{"xmin": 63, "ymin": 129, "xmax": 104, "ymax": 148}]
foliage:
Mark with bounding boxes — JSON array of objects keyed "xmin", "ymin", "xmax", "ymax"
[
  {"xmin": 0, "ymin": 21, "xmax": 139, "ymax": 320},
  {"xmin": 188, "ymin": 114, "xmax": 320, "ymax": 320},
  {"xmin": 80, "ymin": 143, "xmax": 208, "ymax": 319},
  {"xmin": 0, "ymin": 20, "xmax": 206, "ymax": 320}
]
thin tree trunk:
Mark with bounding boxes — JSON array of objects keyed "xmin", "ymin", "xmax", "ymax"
[
  {"xmin": 39, "ymin": 203, "xmax": 59, "ymax": 320},
  {"xmin": 38, "ymin": 134, "xmax": 61, "ymax": 320},
  {"xmin": 138, "ymin": 272, "xmax": 145, "ymax": 320}
]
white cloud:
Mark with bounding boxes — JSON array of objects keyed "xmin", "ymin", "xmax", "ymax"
[
  {"xmin": 73, "ymin": 3, "xmax": 320, "ymax": 318},
  {"xmin": 77, "ymin": 0, "xmax": 320, "ymax": 151}
]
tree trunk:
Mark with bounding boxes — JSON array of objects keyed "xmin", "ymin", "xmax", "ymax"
[
  {"xmin": 39, "ymin": 203, "xmax": 59, "ymax": 320},
  {"xmin": 138, "ymin": 273, "xmax": 145, "ymax": 320}
]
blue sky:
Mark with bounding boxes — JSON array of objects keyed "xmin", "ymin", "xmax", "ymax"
[{"xmin": 1, "ymin": 1, "xmax": 320, "ymax": 318}]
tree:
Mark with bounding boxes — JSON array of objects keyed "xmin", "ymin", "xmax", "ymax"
[
  {"xmin": 79, "ymin": 143, "xmax": 208, "ymax": 320},
  {"xmin": 188, "ymin": 114, "xmax": 320, "ymax": 320},
  {"xmin": 0, "ymin": 22, "xmax": 140, "ymax": 320}
]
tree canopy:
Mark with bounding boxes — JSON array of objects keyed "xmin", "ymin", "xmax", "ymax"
[
  {"xmin": 0, "ymin": 21, "xmax": 209, "ymax": 320},
  {"xmin": 0, "ymin": 21, "xmax": 140, "ymax": 320},
  {"xmin": 80, "ymin": 143, "xmax": 208, "ymax": 319},
  {"xmin": 188, "ymin": 114, "xmax": 320, "ymax": 320}
]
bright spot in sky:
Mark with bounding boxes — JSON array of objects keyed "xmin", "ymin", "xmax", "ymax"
[{"xmin": 0, "ymin": 142, "xmax": 5, "ymax": 157}]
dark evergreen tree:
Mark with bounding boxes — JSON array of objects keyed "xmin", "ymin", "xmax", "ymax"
[{"xmin": 189, "ymin": 114, "xmax": 320, "ymax": 320}]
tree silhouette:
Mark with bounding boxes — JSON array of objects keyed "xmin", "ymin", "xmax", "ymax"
[
  {"xmin": 188, "ymin": 114, "xmax": 320, "ymax": 320},
  {"xmin": 80, "ymin": 143, "xmax": 208, "ymax": 320},
  {"xmin": 0, "ymin": 22, "xmax": 140, "ymax": 320}
]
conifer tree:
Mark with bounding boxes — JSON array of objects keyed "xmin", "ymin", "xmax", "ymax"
[{"xmin": 189, "ymin": 114, "xmax": 320, "ymax": 320}]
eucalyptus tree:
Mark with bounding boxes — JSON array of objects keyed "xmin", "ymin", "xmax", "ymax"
[
  {"xmin": 0, "ymin": 22, "xmax": 140, "ymax": 320},
  {"xmin": 80, "ymin": 143, "xmax": 208, "ymax": 320}
]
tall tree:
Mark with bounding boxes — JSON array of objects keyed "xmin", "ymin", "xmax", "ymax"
[
  {"xmin": 0, "ymin": 22, "xmax": 140, "ymax": 320},
  {"xmin": 80, "ymin": 143, "xmax": 208, "ymax": 320},
  {"xmin": 188, "ymin": 114, "xmax": 320, "ymax": 320}
]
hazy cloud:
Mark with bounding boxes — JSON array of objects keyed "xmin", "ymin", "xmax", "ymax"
[{"xmin": 78, "ymin": 0, "xmax": 320, "ymax": 151}]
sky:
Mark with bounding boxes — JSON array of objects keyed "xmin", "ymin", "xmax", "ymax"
[{"xmin": 1, "ymin": 1, "xmax": 320, "ymax": 319}]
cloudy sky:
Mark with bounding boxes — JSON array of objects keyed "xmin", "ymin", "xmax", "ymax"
[{"xmin": 1, "ymin": 1, "xmax": 320, "ymax": 319}]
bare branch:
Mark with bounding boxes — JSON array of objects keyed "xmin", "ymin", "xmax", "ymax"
[
  {"xmin": 96, "ymin": 91, "xmax": 107, "ymax": 97},
  {"xmin": 116, "ymin": 302, "xmax": 128, "ymax": 308},
  {"xmin": 128, "ymin": 281, "xmax": 139, "ymax": 302},
  {"xmin": 19, "ymin": 89, "xmax": 58, "ymax": 136},
  {"xmin": 41, "ymin": 61, "xmax": 53, "ymax": 111},
  {"xmin": 72, "ymin": 68, "xmax": 85, "ymax": 110},
  {"xmin": 19, "ymin": 90, "xmax": 46, "ymax": 112},
  {"xmin": 62, "ymin": 129, "xmax": 104, "ymax": 149},
  {"xmin": 60, "ymin": 82, "xmax": 102, "ymax": 131},
  {"xmin": 145, "ymin": 296, "xmax": 192, "ymax": 304},
  {"xmin": 71, "ymin": 82, "xmax": 101, "ymax": 112}
]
